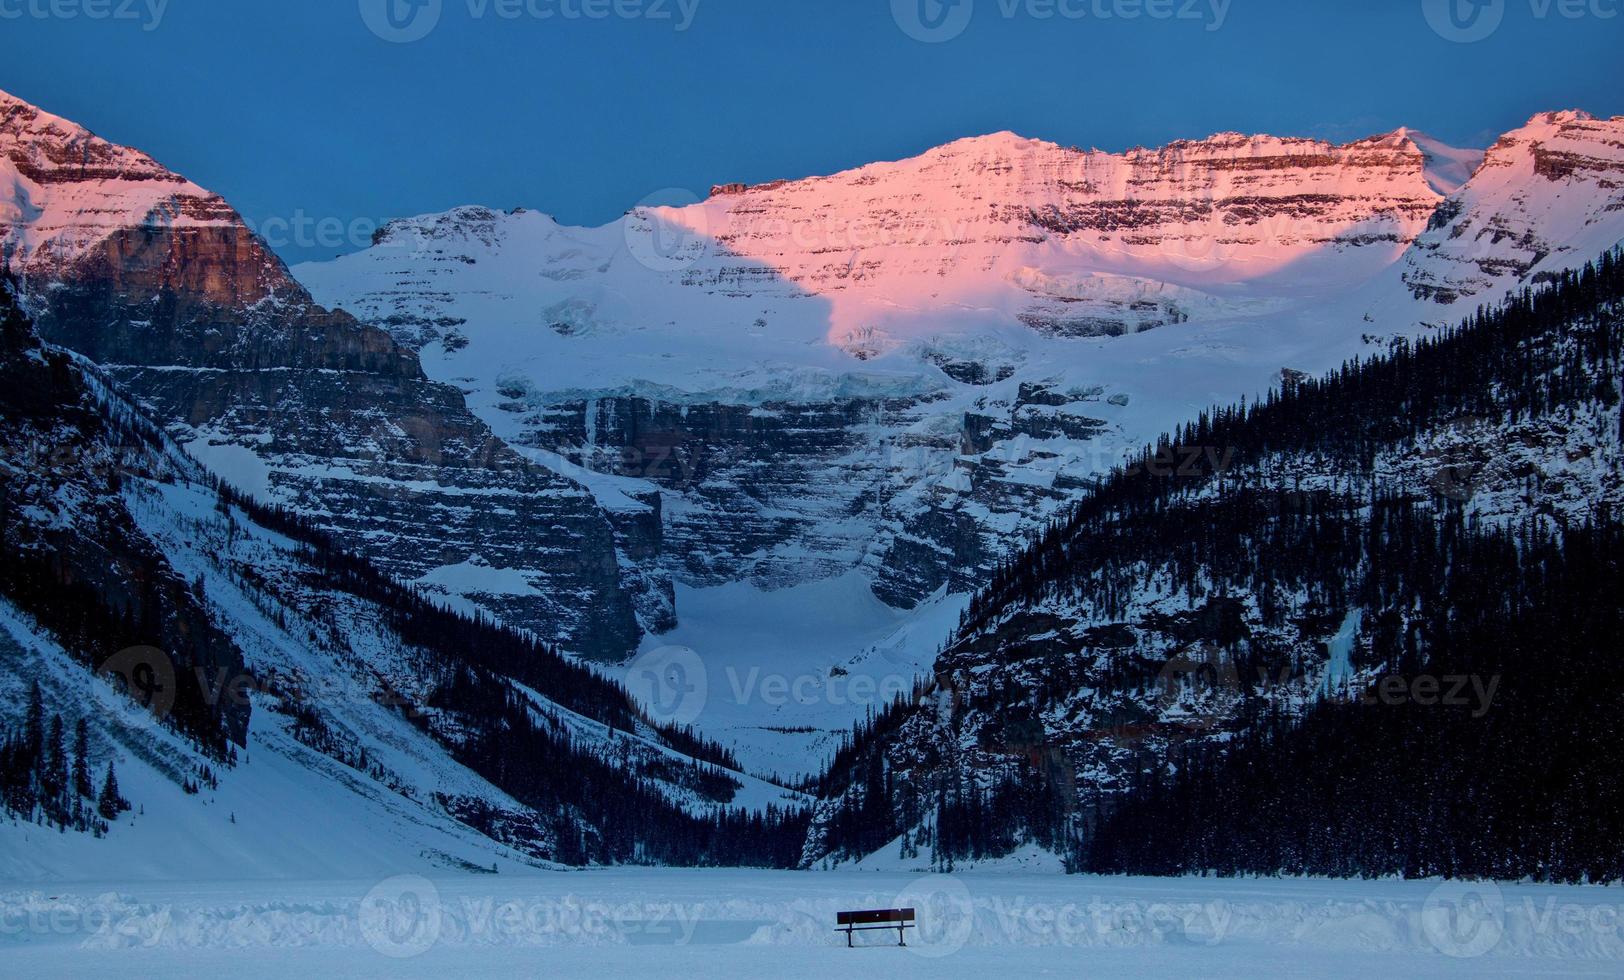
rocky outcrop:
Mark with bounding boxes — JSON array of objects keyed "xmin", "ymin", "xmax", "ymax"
[
  {"xmin": 491, "ymin": 384, "xmax": 1104, "ymax": 608},
  {"xmin": 527, "ymin": 393, "xmax": 940, "ymax": 591}
]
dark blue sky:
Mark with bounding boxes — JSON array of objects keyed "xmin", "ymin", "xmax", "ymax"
[{"xmin": 4, "ymin": 0, "xmax": 1621, "ymax": 263}]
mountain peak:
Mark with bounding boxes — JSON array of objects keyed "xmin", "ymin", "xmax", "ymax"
[
  {"xmin": 958, "ymin": 129, "xmax": 1044, "ymax": 147},
  {"xmin": 0, "ymin": 85, "xmax": 94, "ymax": 142},
  {"xmin": 2, "ymin": 90, "xmax": 227, "ymax": 279},
  {"xmin": 1482, "ymin": 108, "xmax": 1624, "ymax": 163},
  {"xmin": 1529, "ymin": 109, "xmax": 1597, "ymax": 126},
  {"xmin": 926, "ymin": 130, "xmax": 1060, "ymax": 157}
]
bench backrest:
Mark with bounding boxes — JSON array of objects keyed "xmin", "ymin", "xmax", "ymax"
[{"xmin": 837, "ymin": 908, "xmax": 916, "ymax": 926}]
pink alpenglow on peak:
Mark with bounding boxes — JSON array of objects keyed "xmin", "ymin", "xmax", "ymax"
[
  {"xmin": 606, "ymin": 127, "xmax": 1457, "ymax": 352},
  {"xmin": 1394, "ymin": 111, "xmax": 1624, "ymax": 308}
]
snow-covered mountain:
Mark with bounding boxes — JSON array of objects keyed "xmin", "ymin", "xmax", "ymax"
[
  {"xmin": 294, "ymin": 111, "xmax": 1624, "ymax": 774},
  {"xmin": 296, "ymin": 129, "xmax": 1457, "ymax": 639},
  {"xmin": 0, "ymin": 87, "xmax": 655, "ymax": 661},
  {"xmin": 300, "ymin": 127, "xmax": 1458, "ymax": 393}
]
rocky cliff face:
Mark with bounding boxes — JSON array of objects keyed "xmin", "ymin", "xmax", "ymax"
[{"xmin": 0, "ymin": 88, "xmax": 647, "ymax": 660}]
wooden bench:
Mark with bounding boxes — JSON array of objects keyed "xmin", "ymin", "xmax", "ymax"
[{"xmin": 836, "ymin": 907, "xmax": 916, "ymax": 947}]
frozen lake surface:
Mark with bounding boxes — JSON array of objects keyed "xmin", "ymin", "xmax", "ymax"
[{"xmin": 5, "ymin": 869, "xmax": 1623, "ymax": 977}]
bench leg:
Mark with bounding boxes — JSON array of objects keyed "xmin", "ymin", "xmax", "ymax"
[
  {"xmin": 846, "ymin": 927, "xmax": 853, "ymax": 948},
  {"xmin": 898, "ymin": 925, "xmax": 906, "ymax": 947}
]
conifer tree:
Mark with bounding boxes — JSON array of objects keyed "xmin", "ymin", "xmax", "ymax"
[
  {"xmin": 72, "ymin": 718, "xmax": 92, "ymax": 800},
  {"xmin": 97, "ymin": 763, "xmax": 126, "ymax": 821}
]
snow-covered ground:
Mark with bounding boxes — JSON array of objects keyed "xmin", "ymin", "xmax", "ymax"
[{"xmin": 3, "ymin": 869, "xmax": 1621, "ymax": 978}]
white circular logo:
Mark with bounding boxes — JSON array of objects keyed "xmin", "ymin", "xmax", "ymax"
[
  {"xmin": 624, "ymin": 645, "xmax": 709, "ymax": 726},
  {"xmin": 359, "ymin": 0, "xmax": 443, "ymax": 43},
  {"xmin": 1422, "ymin": 880, "xmax": 1505, "ymax": 958},
  {"xmin": 894, "ymin": 874, "xmax": 975, "ymax": 958},
  {"xmin": 622, "ymin": 189, "xmax": 710, "ymax": 274},
  {"xmin": 892, "ymin": 0, "xmax": 975, "ymax": 43},
  {"xmin": 1422, "ymin": 0, "xmax": 1506, "ymax": 43},
  {"xmin": 359, "ymin": 875, "xmax": 442, "ymax": 958}
]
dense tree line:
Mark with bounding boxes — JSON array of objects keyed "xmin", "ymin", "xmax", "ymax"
[
  {"xmin": 0, "ymin": 545, "xmax": 247, "ymax": 760},
  {"xmin": 963, "ymin": 248, "xmax": 1623, "ymax": 634},
  {"xmin": 429, "ymin": 661, "xmax": 808, "ymax": 866},
  {"xmin": 224, "ymin": 485, "xmax": 741, "ymax": 772},
  {"xmin": 1086, "ymin": 518, "xmax": 1624, "ymax": 883}
]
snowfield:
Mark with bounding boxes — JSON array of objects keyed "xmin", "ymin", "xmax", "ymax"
[
  {"xmin": 621, "ymin": 573, "xmax": 968, "ymax": 780},
  {"xmin": 3, "ymin": 870, "xmax": 1622, "ymax": 978}
]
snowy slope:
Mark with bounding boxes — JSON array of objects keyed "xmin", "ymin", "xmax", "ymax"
[
  {"xmin": 0, "ymin": 596, "xmax": 547, "ymax": 882},
  {"xmin": 1392, "ymin": 111, "xmax": 1624, "ymax": 311},
  {"xmin": 1398, "ymin": 128, "xmax": 1487, "ymax": 196},
  {"xmin": 625, "ymin": 574, "xmax": 969, "ymax": 779}
]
